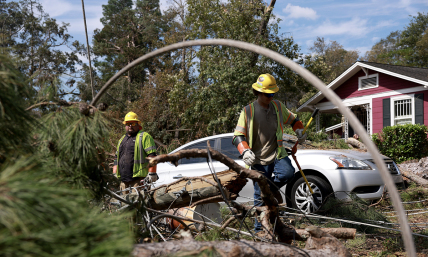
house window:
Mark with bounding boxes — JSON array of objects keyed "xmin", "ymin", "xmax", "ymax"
[
  {"xmin": 390, "ymin": 95, "xmax": 414, "ymax": 125},
  {"xmin": 358, "ymin": 74, "xmax": 378, "ymax": 90}
]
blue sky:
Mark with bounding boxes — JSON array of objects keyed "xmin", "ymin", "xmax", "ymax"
[{"xmin": 39, "ymin": 0, "xmax": 428, "ymax": 61}]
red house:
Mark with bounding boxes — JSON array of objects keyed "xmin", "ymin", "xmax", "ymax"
[{"xmin": 297, "ymin": 61, "xmax": 428, "ymax": 138}]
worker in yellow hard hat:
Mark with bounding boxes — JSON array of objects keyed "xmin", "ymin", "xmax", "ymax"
[
  {"xmin": 232, "ymin": 74, "xmax": 307, "ymax": 232},
  {"xmin": 113, "ymin": 111, "xmax": 158, "ymax": 194}
]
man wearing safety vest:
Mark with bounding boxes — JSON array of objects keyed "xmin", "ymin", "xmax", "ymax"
[
  {"xmin": 113, "ymin": 112, "xmax": 158, "ymax": 194},
  {"xmin": 232, "ymin": 74, "xmax": 307, "ymax": 232}
]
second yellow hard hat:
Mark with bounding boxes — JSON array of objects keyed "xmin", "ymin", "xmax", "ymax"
[{"xmin": 252, "ymin": 73, "xmax": 279, "ymax": 93}]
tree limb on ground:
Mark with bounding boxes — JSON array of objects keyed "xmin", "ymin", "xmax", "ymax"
[
  {"xmin": 133, "ymin": 233, "xmax": 351, "ymax": 257},
  {"xmin": 401, "ymin": 170, "xmax": 428, "ymax": 187}
]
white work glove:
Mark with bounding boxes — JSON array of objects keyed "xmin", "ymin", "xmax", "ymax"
[
  {"xmin": 242, "ymin": 149, "xmax": 256, "ymax": 166},
  {"xmin": 295, "ymin": 129, "xmax": 307, "ymax": 144},
  {"xmin": 148, "ymin": 173, "xmax": 159, "ymax": 183}
]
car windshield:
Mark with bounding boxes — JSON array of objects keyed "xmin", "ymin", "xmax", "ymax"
[
  {"xmin": 179, "ymin": 139, "xmax": 216, "ymax": 164},
  {"xmin": 172, "ymin": 133, "xmax": 302, "ymax": 165},
  {"xmin": 220, "ymin": 137, "xmax": 240, "ymax": 160}
]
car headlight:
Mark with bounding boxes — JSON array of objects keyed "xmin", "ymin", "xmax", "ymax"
[{"xmin": 329, "ymin": 156, "xmax": 372, "ymax": 170}]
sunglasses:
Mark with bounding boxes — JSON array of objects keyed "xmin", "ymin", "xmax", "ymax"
[
  {"xmin": 125, "ymin": 123, "xmax": 138, "ymax": 127},
  {"xmin": 264, "ymin": 93, "xmax": 275, "ymax": 98}
]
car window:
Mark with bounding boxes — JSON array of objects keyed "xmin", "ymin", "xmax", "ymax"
[
  {"xmin": 180, "ymin": 139, "xmax": 216, "ymax": 164},
  {"xmin": 220, "ymin": 137, "xmax": 240, "ymax": 160}
]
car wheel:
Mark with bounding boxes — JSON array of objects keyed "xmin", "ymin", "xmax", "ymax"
[{"xmin": 290, "ymin": 175, "xmax": 332, "ymax": 214}]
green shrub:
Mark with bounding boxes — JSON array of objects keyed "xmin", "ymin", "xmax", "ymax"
[
  {"xmin": 308, "ymin": 130, "xmax": 329, "ymax": 143},
  {"xmin": 372, "ymin": 124, "xmax": 428, "ymax": 163}
]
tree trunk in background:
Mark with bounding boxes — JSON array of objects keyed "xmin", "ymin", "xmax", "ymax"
[{"xmin": 249, "ymin": 0, "xmax": 276, "ymax": 67}]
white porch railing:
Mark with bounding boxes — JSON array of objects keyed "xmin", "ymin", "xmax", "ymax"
[{"xmin": 317, "ymin": 122, "xmax": 344, "ymax": 133}]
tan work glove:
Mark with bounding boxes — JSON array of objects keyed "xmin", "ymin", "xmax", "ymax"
[{"xmin": 243, "ymin": 149, "xmax": 256, "ymax": 166}]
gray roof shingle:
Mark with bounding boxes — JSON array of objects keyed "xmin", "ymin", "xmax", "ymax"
[{"xmin": 360, "ymin": 61, "xmax": 428, "ymax": 82}]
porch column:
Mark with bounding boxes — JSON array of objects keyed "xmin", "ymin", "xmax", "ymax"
[
  {"xmin": 316, "ymin": 111, "xmax": 320, "ymax": 132},
  {"xmin": 363, "ymin": 104, "xmax": 371, "ymax": 135},
  {"xmin": 344, "ymin": 117, "xmax": 349, "ymax": 139}
]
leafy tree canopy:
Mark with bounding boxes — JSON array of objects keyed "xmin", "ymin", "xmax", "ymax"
[
  {"xmin": 0, "ymin": 0, "xmax": 85, "ymax": 104},
  {"xmin": 364, "ymin": 12, "xmax": 428, "ymax": 68}
]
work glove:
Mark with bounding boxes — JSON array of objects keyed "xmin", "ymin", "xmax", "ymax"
[
  {"xmin": 148, "ymin": 173, "xmax": 159, "ymax": 183},
  {"xmin": 295, "ymin": 129, "xmax": 307, "ymax": 144},
  {"xmin": 242, "ymin": 149, "xmax": 256, "ymax": 166}
]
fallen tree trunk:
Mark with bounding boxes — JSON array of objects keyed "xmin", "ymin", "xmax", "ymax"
[
  {"xmin": 401, "ymin": 170, "xmax": 428, "ymax": 187},
  {"xmin": 133, "ymin": 236, "xmax": 351, "ymax": 257},
  {"xmin": 144, "ymin": 169, "xmax": 247, "ymax": 210}
]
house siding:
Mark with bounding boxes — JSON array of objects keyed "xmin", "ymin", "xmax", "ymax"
[
  {"xmin": 319, "ymin": 70, "xmax": 424, "ymax": 103},
  {"xmin": 372, "ymin": 90, "xmax": 428, "ymax": 134}
]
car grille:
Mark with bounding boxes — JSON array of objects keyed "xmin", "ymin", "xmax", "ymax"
[
  {"xmin": 367, "ymin": 159, "xmax": 400, "ymax": 175},
  {"xmin": 385, "ymin": 160, "xmax": 399, "ymax": 174}
]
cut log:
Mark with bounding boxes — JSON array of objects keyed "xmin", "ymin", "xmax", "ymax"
[
  {"xmin": 133, "ymin": 238, "xmax": 352, "ymax": 257},
  {"xmin": 144, "ymin": 169, "xmax": 247, "ymax": 210},
  {"xmin": 296, "ymin": 227, "xmax": 356, "ymax": 240},
  {"xmin": 401, "ymin": 170, "xmax": 428, "ymax": 187},
  {"xmin": 345, "ymin": 138, "xmax": 366, "ymax": 150}
]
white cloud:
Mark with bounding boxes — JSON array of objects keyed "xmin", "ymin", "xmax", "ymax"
[
  {"xmin": 283, "ymin": 4, "xmax": 318, "ymax": 20},
  {"xmin": 371, "ymin": 36, "xmax": 380, "ymax": 43},
  {"xmin": 355, "ymin": 46, "xmax": 371, "ymax": 55},
  {"xmin": 66, "ymin": 16, "xmax": 103, "ymax": 36},
  {"xmin": 374, "ymin": 19, "xmax": 396, "ymax": 29},
  {"xmin": 399, "ymin": 0, "xmax": 411, "ymax": 7},
  {"xmin": 312, "ymin": 18, "xmax": 368, "ymax": 37},
  {"xmin": 305, "ymin": 39, "xmax": 314, "ymax": 48},
  {"xmin": 40, "ymin": 0, "xmax": 78, "ymax": 17}
]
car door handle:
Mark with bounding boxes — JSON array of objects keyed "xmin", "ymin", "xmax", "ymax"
[{"xmin": 173, "ymin": 174, "xmax": 183, "ymax": 179}]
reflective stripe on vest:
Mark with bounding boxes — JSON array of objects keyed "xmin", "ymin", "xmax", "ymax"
[
  {"xmin": 144, "ymin": 145, "xmax": 156, "ymax": 152},
  {"xmin": 138, "ymin": 131, "xmax": 145, "ymax": 164},
  {"xmin": 272, "ymin": 100, "xmax": 284, "ymax": 147},
  {"xmin": 244, "ymin": 104, "xmax": 252, "ymax": 140}
]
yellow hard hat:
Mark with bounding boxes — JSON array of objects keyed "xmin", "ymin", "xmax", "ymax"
[
  {"xmin": 252, "ymin": 74, "xmax": 279, "ymax": 93},
  {"xmin": 123, "ymin": 111, "xmax": 141, "ymax": 124}
]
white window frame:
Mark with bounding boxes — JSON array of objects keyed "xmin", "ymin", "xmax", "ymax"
[
  {"xmin": 358, "ymin": 73, "xmax": 379, "ymax": 90},
  {"xmin": 390, "ymin": 94, "xmax": 415, "ymax": 126}
]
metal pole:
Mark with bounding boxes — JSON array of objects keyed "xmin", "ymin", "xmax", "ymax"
[
  {"xmin": 91, "ymin": 39, "xmax": 416, "ymax": 257},
  {"xmin": 81, "ymin": 0, "xmax": 95, "ymax": 100}
]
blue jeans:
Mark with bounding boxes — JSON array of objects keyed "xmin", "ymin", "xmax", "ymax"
[{"xmin": 252, "ymin": 157, "xmax": 295, "ymax": 232}]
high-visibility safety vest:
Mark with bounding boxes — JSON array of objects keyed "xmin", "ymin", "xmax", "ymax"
[
  {"xmin": 116, "ymin": 131, "xmax": 156, "ymax": 178},
  {"xmin": 234, "ymin": 100, "xmax": 299, "ymax": 160}
]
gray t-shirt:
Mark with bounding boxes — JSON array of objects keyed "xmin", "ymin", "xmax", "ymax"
[{"xmin": 252, "ymin": 101, "xmax": 278, "ymax": 165}]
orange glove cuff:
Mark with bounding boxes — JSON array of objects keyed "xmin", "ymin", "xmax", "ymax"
[
  {"xmin": 237, "ymin": 141, "xmax": 250, "ymax": 155},
  {"xmin": 148, "ymin": 165, "xmax": 157, "ymax": 174},
  {"xmin": 292, "ymin": 120, "xmax": 304, "ymax": 131}
]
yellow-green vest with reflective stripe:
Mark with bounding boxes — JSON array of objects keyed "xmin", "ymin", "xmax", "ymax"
[
  {"xmin": 116, "ymin": 130, "xmax": 157, "ymax": 178},
  {"xmin": 234, "ymin": 100, "xmax": 287, "ymax": 160}
]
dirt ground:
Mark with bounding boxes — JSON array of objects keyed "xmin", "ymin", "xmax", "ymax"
[{"xmin": 345, "ymin": 179, "xmax": 428, "ymax": 256}]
